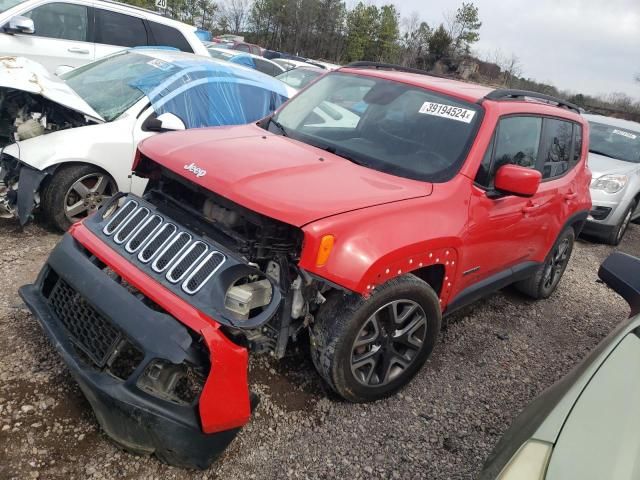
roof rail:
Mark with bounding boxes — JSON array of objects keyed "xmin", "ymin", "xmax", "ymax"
[
  {"xmin": 345, "ymin": 61, "xmax": 449, "ymax": 79},
  {"xmin": 485, "ymin": 89, "xmax": 580, "ymax": 113}
]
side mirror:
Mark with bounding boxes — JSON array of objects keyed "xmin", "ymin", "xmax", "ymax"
[
  {"xmin": 5, "ymin": 15, "xmax": 35, "ymax": 34},
  {"xmin": 55, "ymin": 65, "xmax": 74, "ymax": 77},
  {"xmin": 494, "ymin": 164, "xmax": 541, "ymax": 197},
  {"xmin": 599, "ymin": 252, "xmax": 640, "ymax": 315},
  {"xmin": 142, "ymin": 112, "xmax": 186, "ymax": 132}
]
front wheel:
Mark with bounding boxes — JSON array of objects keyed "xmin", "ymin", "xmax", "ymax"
[
  {"xmin": 606, "ymin": 200, "xmax": 637, "ymax": 246},
  {"xmin": 41, "ymin": 164, "xmax": 117, "ymax": 231},
  {"xmin": 515, "ymin": 227, "xmax": 575, "ymax": 299},
  {"xmin": 310, "ymin": 275, "xmax": 441, "ymax": 403}
]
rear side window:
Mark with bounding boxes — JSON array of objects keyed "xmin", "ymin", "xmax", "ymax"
[
  {"xmin": 148, "ymin": 21, "xmax": 193, "ymax": 53},
  {"xmin": 95, "ymin": 9, "xmax": 147, "ymax": 47},
  {"xmin": 234, "ymin": 43, "xmax": 250, "ymax": 52},
  {"xmin": 573, "ymin": 125, "xmax": 583, "ymax": 163},
  {"xmin": 539, "ymin": 118, "xmax": 573, "ymax": 179},
  {"xmin": 25, "ymin": 2, "xmax": 88, "ymax": 41}
]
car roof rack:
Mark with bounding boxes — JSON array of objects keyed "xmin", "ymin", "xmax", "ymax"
[
  {"xmin": 485, "ymin": 89, "xmax": 580, "ymax": 113},
  {"xmin": 344, "ymin": 61, "xmax": 449, "ymax": 79}
]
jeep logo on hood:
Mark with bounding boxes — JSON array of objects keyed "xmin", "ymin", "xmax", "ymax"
[{"xmin": 184, "ymin": 162, "xmax": 207, "ymax": 178}]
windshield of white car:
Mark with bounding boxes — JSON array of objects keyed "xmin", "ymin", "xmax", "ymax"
[
  {"xmin": 0, "ymin": 0, "xmax": 25, "ymax": 12},
  {"xmin": 276, "ymin": 68, "xmax": 322, "ymax": 90},
  {"xmin": 208, "ymin": 49, "xmax": 234, "ymax": 60},
  {"xmin": 62, "ymin": 51, "xmax": 178, "ymax": 121},
  {"xmin": 589, "ymin": 121, "xmax": 640, "ymax": 163},
  {"xmin": 269, "ymin": 72, "xmax": 482, "ymax": 182}
]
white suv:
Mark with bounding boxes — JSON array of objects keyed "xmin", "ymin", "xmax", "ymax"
[{"xmin": 0, "ymin": 0, "xmax": 209, "ymax": 74}]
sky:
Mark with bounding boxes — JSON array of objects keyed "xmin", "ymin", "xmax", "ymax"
[{"xmin": 371, "ymin": 0, "xmax": 640, "ymax": 100}]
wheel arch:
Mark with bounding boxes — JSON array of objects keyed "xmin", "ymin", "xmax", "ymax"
[{"xmin": 40, "ymin": 160, "xmax": 124, "ymax": 192}]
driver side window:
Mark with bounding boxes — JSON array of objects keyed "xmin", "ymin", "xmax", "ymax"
[
  {"xmin": 25, "ymin": 2, "xmax": 88, "ymax": 41},
  {"xmin": 476, "ymin": 116, "xmax": 542, "ymax": 188}
]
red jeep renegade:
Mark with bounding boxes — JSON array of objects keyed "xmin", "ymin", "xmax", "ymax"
[{"xmin": 20, "ymin": 63, "xmax": 591, "ymax": 468}]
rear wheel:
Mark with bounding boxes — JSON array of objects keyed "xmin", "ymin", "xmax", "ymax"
[
  {"xmin": 41, "ymin": 164, "xmax": 117, "ymax": 231},
  {"xmin": 606, "ymin": 200, "xmax": 637, "ymax": 245},
  {"xmin": 310, "ymin": 275, "xmax": 441, "ymax": 402},
  {"xmin": 515, "ymin": 227, "xmax": 575, "ymax": 299}
]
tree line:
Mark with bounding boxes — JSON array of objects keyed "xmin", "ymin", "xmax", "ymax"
[
  {"xmin": 120, "ymin": 0, "xmax": 482, "ymax": 69},
  {"xmin": 121, "ymin": 0, "xmax": 640, "ymax": 121}
]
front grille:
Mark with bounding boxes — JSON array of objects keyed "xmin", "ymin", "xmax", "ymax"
[
  {"xmin": 103, "ymin": 202, "xmax": 226, "ymax": 294},
  {"xmin": 167, "ymin": 242, "xmax": 208, "ymax": 283},
  {"xmin": 48, "ymin": 279, "xmax": 121, "ymax": 367},
  {"xmin": 184, "ymin": 252, "xmax": 225, "ymax": 294}
]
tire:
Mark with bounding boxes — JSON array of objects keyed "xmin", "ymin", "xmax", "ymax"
[
  {"xmin": 606, "ymin": 200, "xmax": 637, "ymax": 245},
  {"xmin": 310, "ymin": 275, "xmax": 441, "ymax": 403},
  {"xmin": 41, "ymin": 164, "xmax": 117, "ymax": 231},
  {"xmin": 515, "ymin": 227, "xmax": 575, "ymax": 300}
]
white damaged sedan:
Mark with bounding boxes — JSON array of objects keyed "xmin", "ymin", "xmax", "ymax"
[{"xmin": 0, "ymin": 49, "xmax": 291, "ymax": 230}]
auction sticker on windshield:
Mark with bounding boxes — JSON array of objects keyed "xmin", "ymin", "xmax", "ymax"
[
  {"xmin": 418, "ymin": 102, "xmax": 476, "ymax": 123},
  {"xmin": 612, "ymin": 129, "xmax": 637, "ymax": 140}
]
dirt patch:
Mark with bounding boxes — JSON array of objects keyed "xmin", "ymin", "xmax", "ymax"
[{"xmin": 0, "ymin": 217, "xmax": 637, "ymax": 479}]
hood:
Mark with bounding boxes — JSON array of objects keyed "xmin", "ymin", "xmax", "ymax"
[
  {"xmin": 0, "ymin": 56, "xmax": 104, "ymax": 121},
  {"xmin": 588, "ymin": 151, "xmax": 639, "ymax": 178},
  {"xmin": 138, "ymin": 124, "xmax": 432, "ymax": 226}
]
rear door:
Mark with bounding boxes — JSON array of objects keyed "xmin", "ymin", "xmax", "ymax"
[
  {"xmin": 529, "ymin": 117, "xmax": 582, "ymax": 259},
  {"xmin": 93, "ymin": 7, "xmax": 148, "ymax": 60},
  {"xmin": 3, "ymin": 1, "xmax": 94, "ymax": 73}
]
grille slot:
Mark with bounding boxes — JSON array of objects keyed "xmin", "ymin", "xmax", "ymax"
[
  {"xmin": 152, "ymin": 232, "xmax": 192, "ymax": 273},
  {"xmin": 101, "ymin": 200, "xmax": 227, "ymax": 294},
  {"xmin": 114, "ymin": 207, "xmax": 150, "ymax": 244},
  {"xmin": 167, "ymin": 242, "xmax": 208, "ymax": 283},
  {"xmin": 183, "ymin": 252, "xmax": 225, "ymax": 294},
  {"xmin": 103, "ymin": 200, "xmax": 138, "ymax": 235},
  {"xmin": 125, "ymin": 215, "xmax": 163, "ymax": 253},
  {"xmin": 138, "ymin": 223, "xmax": 177, "ymax": 263},
  {"xmin": 48, "ymin": 279, "xmax": 121, "ymax": 367}
]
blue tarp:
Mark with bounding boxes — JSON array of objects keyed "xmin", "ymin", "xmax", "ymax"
[{"xmin": 130, "ymin": 53, "xmax": 289, "ymax": 129}]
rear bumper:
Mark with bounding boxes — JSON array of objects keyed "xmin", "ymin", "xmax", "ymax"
[{"xmin": 19, "ymin": 232, "xmax": 250, "ymax": 468}]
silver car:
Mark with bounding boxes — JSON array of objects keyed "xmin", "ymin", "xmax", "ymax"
[
  {"xmin": 480, "ymin": 251, "xmax": 640, "ymax": 479},
  {"xmin": 582, "ymin": 114, "xmax": 640, "ymax": 244}
]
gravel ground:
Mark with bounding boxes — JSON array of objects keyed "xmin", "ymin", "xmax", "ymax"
[{"xmin": 1, "ymin": 219, "xmax": 638, "ymax": 480}]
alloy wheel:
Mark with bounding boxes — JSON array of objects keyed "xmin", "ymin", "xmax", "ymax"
[
  {"xmin": 64, "ymin": 173, "xmax": 116, "ymax": 223},
  {"xmin": 350, "ymin": 299, "xmax": 427, "ymax": 387},
  {"xmin": 542, "ymin": 238, "xmax": 570, "ymax": 290},
  {"xmin": 617, "ymin": 207, "xmax": 633, "ymax": 243}
]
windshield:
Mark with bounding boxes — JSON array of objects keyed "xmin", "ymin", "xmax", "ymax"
[
  {"xmin": 208, "ymin": 49, "xmax": 234, "ymax": 61},
  {"xmin": 589, "ymin": 121, "xmax": 640, "ymax": 163},
  {"xmin": 0, "ymin": 0, "xmax": 25, "ymax": 12},
  {"xmin": 63, "ymin": 51, "xmax": 178, "ymax": 121},
  {"xmin": 276, "ymin": 68, "xmax": 322, "ymax": 90},
  {"xmin": 270, "ymin": 72, "xmax": 482, "ymax": 182}
]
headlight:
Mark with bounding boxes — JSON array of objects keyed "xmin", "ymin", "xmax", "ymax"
[
  {"xmin": 591, "ymin": 174, "xmax": 628, "ymax": 194},
  {"xmin": 497, "ymin": 440, "xmax": 553, "ymax": 480}
]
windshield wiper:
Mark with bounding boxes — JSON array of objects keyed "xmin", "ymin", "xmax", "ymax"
[
  {"xmin": 269, "ymin": 118, "xmax": 288, "ymax": 137},
  {"xmin": 321, "ymin": 145, "xmax": 366, "ymax": 166},
  {"xmin": 589, "ymin": 149, "xmax": 619, "ymax": 160}
]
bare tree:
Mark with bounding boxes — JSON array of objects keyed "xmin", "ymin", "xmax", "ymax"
[
  {"xmin": 219, "ymin": 0, "xmax": 249, "ymax": 34},
  {"xmin": 501, "ymin": 53, "xmax": 522, "ymax": 87}
]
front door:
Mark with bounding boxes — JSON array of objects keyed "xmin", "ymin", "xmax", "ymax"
[
  {"xmin": 1, "ymin": 1, "xmax": 95, "ymax": 73},
  {"xmin": 459, "ymin": 115, "xmax": 546, "ymax": 291}
]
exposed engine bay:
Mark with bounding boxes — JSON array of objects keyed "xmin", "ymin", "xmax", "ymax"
[
  {"xmin": 136, "ymin": 155, "xmax": 334, "ymax": 358},
  {"xmin": 0, "ymin": 89, "xmax": 90, "ymax": 146}
]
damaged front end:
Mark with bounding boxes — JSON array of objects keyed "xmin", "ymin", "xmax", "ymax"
[
  {"xmin": 0, "ymin": 153, "xmax": 46, "ymax": 224},
  {"xmin": 0, "ymin": 56, "xmax": 102, "ymax": 223}
]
